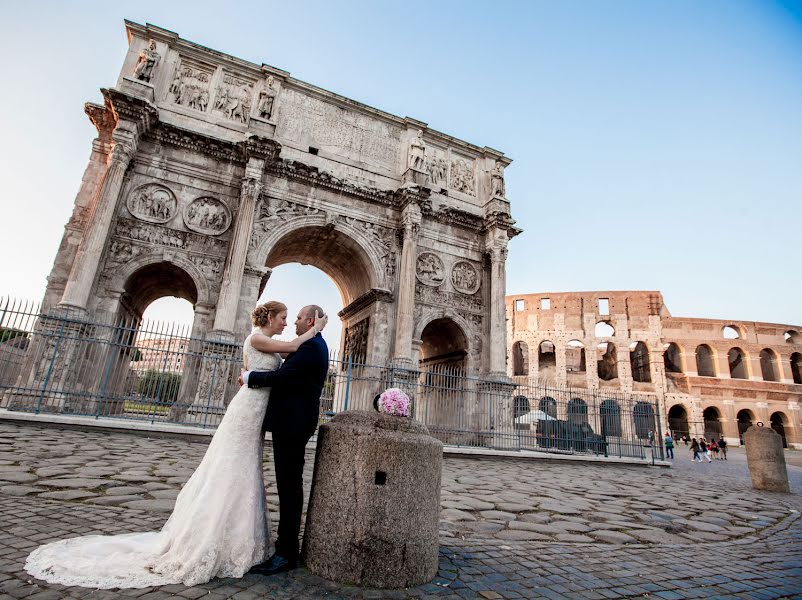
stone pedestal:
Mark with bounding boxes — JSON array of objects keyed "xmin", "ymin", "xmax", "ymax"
[
  {"xmin": 744, "ymin": 424, "xmax": 790, "ymax": 493},
  {"xmin": 302, "ymin": 411, "xmax": 443, "ymax": 589}
]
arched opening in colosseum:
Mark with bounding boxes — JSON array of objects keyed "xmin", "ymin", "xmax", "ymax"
[
  {"xmin": 770, "ymin": 412, "xmax": 789, "ymax": 448},
  {"xmin": 538, "ymin": 341, "xmax": 556, "ymax": 379},
  {"xmin": 597, "ymin": 342, "xmax": 618, "ymax": 381},
  {"xmin": 116, "ymin": 262, "xmax": 201, "ymax": 421},
  {"xmin": 600, "ymin": 399, "xmax": 622, "ymax": 437},
  {"xmin": 728, "ymin": 347, "xmax": 748, "ymax": 379},
  {"xmin": 629, "ymin": 341, "xmax": 651, "ymax": 383},
  {"xmin": 785, "ymin": 330, "xmax": 801, "ymax": 344},
  {"xmin": 633, "ymin": 401, "xmax": 656, "ymax": 439},
  {"xmin": 538, "ymin": 396, "xmax": 557, "ymax": 419},
  {"xmin": 722, "ymin": 325, "xmax": 742, "ymax": 340},
  {"xmin": 737, "ymin": 409, "xmax": 755, "ymax": 444},
  {"xmin": 791, "ymin": 352, "xmax": 802, "ymax": 384},
  {"xmin": 664, "ymin": 343, "xmax": 683, "ymax": 373},
  {"xmin": 759, "ymin": 348, "xmax": 779, "ymax": 382},
  {"xmin": 566, "ymin": 340, "xmax": 586, "ymax": 373},
  {"xmin": 703, "ymin": 406, "xmax": 723, "ymax": 440},
  {"xmin": 595, "ymin": 321, "xmax": 615, "ymax": 337},
  {"xmin": 512, "ymin": 341, "xmax": 529, "ymax": 376},
  {"xmin": 696, "ymin": 344, "xmax": 716, "ymax": 377},
  {"xmin": 513, "ymin": 395, "xmax": 530, "ymax": 418},
  {"xmin": 567, "ymin": 398, "xmax": 588, "ymax": 425},
  {"xmin": 668, "ymin": 404, "xmax": 689, "ymax": 439}
]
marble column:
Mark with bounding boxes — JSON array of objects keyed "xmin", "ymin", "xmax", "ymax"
[
  {"xmin": 212, "ymin": 159, "xmax": 264, "ymax": 335},
  {"xmin": 391, "ymin": 203, "xmax": 421, "ymax": 366},
  {"xmin": 59, "ymin": 126, "xmax": 138, "ymax": 311},
  {"xmin": 485, "ymin": 230, "xmax": 509, "ymax": 376}
]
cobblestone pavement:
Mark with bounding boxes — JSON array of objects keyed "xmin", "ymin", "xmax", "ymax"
[{"xmin": 1, "ymin": 421, "xmax": 802, "ymax": 599}]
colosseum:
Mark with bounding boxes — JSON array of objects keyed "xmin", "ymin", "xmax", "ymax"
[{"xmin": 506, "ymin": 291, "xmax": 802, "ymax": 449}]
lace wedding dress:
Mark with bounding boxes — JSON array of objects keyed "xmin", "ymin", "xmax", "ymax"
[{"xmin": 25, "ymin": 336, "xmax": 280, "ymax": 589}]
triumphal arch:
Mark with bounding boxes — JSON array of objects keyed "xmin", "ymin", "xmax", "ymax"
[{"xmin": 30, "ymin": 22, "xmax": 519, "ymax": 413}]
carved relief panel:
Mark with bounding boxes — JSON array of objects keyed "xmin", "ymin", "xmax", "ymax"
[
  {"xmin": 168, "ymin": 58, "xmax": 214, "ymax": 112},
  {"xmin": 126, "ymin": 184, "xmax": 177, "ymax": 224},
  {"xmin": 451, "ymin": 261, "xmax": 480, "ymax": 294},
  {"xmin": 450, "ymin": 155, "xmax": 476, "ymax": 196},
  {"xmin": 213, "ymin": 72, "xmax": 256, "ymax": 124},
  {"xmin": 416, "ymin": 252, "xmax": 445, "ymax": 287},
  {"xmin": 343, "ymin": 317, "xmax": 370, "ymax": 362},
  {"xmin": 424, "ymin": 146, "xmax": 448, "ymax": 188},
  {"xmin": 183, "ymin": 197, "xmax": 232, "ymax": 235}
]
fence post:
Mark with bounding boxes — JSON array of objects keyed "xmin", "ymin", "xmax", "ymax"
[
  {"xmin": 96, "ymin": 320, "xmax": 121, "ymax": 419},
  {"xmin": 343, "ymin": 354, "xmax": 352, "ymax": 412},
  {"xmin": 655, "ymin": 396, "xmax": 665, "ymax": 461},
  {"xmin": 36, "ymin": 316, "xmax": 67, "ymax": 415}
]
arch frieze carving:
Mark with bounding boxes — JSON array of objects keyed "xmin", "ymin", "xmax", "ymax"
[
  {"xmin": 127, "ymin": 184, "xmax": 177, "ymax": 224},
  {"xmin": 114, "ymin": 218, "xmax": 228, "ymax": 256},
  {"xmin": 183, "ymin": 197, "xmax": 232, "ymax": 235},
  {"xmin": 415, "ymin": 284, "xmax": 482, "ymax": 313},
  {"xmin": 451, "ymin": 260, "xmax": 479, "ymax": 295}
]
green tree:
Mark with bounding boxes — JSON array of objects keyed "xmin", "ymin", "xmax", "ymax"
[
  {"xmin": 0, "ymin": 327, "xmax": 28, "ymax": 344},
  {"xmin": 136, "ymin": 369, "xmax": 182, "ymax": 405}
]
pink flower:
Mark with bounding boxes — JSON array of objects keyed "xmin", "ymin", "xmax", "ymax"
[{"xmin": 378, "ymin": 387, "xmax": 411, "ymax": 417}]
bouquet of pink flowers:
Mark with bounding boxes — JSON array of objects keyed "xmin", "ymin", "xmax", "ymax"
[{"xmin": 377, "ymin": 387, "xmax": 411, "ymax": 417}]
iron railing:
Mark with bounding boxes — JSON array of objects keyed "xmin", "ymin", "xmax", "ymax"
[{"xmin": 0, "ymin": 297, "xmax": 662, "ymax": 459}]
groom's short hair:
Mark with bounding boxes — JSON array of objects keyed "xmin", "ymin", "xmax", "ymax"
[{"xmin": 302, "ymin": 304, "xmax": 325, "ymax": 321}]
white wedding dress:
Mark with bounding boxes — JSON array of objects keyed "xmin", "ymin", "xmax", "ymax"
[{"xmin": 25, "ymin": 336, "xmax": 280, "ymax": 589}]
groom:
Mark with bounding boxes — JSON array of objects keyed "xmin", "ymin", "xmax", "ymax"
[{"xmin": 241, "ymin": 304, "xmax": 329, "ymax": 575}]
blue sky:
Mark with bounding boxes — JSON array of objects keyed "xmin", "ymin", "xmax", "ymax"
[{"xmin": 1, "ymin": 1, "xmax": 800, "ymax": 350}]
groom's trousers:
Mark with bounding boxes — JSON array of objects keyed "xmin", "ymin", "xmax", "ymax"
[{"xmin": 271, "ymin": 431, "xmax": 311, "ymax": 562}]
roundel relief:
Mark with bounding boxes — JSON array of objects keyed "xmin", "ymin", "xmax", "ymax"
[
  {"xmin": 127, "ymin": 184, "xmax": 177, "ymax": 224},
  {"xmin": 183, "ymin": 197, "xmax": 231, "ymax": 235},
  {"xmin": 416, "ymin": 252, "xmax": 445, "ymax": 286},
  {"xmin": 451, "ymin": 261, "xmax": 479, "ymax": 294}
]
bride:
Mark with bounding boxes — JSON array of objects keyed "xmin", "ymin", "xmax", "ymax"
[{"xmin": 25, "ymin": 300, "xmax": 327, "ymax": 589}]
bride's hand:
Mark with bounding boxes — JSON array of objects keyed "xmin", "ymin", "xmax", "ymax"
[{"xmin": 314, "ymin": 310, "xmax": 328, "ymax": 333}]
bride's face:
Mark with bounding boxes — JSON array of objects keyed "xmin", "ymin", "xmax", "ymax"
[{"xmin": 268, "ymin": 310, "xmax": 288, "ymax": 336}]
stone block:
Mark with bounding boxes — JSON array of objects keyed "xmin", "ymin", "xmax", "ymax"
[
  {"xmin": 301, "ymin": 410, "xmax": 443, "ymax": 588},
  {"xmin": 744, "ymin": 425, "xmax": 790, "ymax": 493}
]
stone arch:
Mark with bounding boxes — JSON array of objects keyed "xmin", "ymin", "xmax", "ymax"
[
  {"xmin": 538, "ymin": 340, "xmax": 556, "ymax": 379},
  {"xmin": 790, "ymin": 352, "xmax": 802, "ymax": 384},
  {"xmin": 111, "ymin": 253, "xmax": 211, "ymax": 317},
  {"xmin": 595, "ymin": 321, "xmax": 615, "ymax": 337},
  {"xmin": 785, "ymin": 330, "xmax": 802, "ymax": 345},
  {"xmin": 696, "ymin": 344, "xmax": 716, "ymax": 377},
  {"xmin": 566, "ymin": 340, "xmax": 586, "ymax": 374},
  {"xmin": 770, "ymin": 411, "xmax": 790, "ymax": 448},
  {"xmin": 600, "ymin": 399, "xmax": 622, "ymax": 437},
  {"xmin": 633, "ymin": 401, "xmax": 656, "ymax": 439},
  {"xmin": 737, "ymin": 408, "xmax": 755, "ymax": 444},
  {"xmin": 511, "ymin": 340, "xmax": 529, "ymax": 376},
  {"xmin": 538, "ymin": 396, "xmax": 557, "ymax": 419},
  {"xmin": 567, "ymin": 397, "xmax": 588, "ymax": 425},
  {"xmin": 664, "ymin": 342, "xmax": 683, "ymax": 374},
  {"xmin": 759, "ymin": 348, "xmax": 779, "ymax": 382},
  {"xmin": 722, "ymin": 324, "xmax": 743, "ymax": 339},
  {"xmin": 703, "ymin": 406, "xmax": 723, "ymax": 439},
  {"xmin": 668, "ymin": 403, "xmax": 690, "ymax": 439},
  {"xmin": 727, "ymin": 347, "xmax": 748, "ymax": 379},
  {"xmin": 597, "ymin": 342, "xmax": 618, "ymax": 381},
  {"xmin": 251, "ymin": 217, "xmax": 387, "ymax": 304},
  {"xmin": 415, "ymin": 312, "xmax": 472, "ymax": 371},
  {"xmin": 629, "ymin": 341, "xmax": 651, "ymax": 383}
]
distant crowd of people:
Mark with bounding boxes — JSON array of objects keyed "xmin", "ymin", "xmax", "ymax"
[{"xmin": 663, "ymin": 433, "xmax": 728, "ymax": 462}]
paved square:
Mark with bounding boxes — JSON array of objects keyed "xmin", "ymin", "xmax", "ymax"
[{"xmin": 1, "ymin": 421, "xmax": 801, "ymax": 598}]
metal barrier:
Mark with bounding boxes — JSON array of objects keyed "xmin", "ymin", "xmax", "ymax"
[{"xmin": 0, "ymin": 298, "xmax": 662, "ymax": 459}]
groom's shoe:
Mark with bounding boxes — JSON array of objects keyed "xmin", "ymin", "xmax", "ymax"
[{"xmin": 249, "ymin": 553, "xmax": 297, "ymax": 576}]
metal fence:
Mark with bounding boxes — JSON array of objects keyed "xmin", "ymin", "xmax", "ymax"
[{"xmin": 0, "ymin": 298, "xmax": 662, "ymax": 460}]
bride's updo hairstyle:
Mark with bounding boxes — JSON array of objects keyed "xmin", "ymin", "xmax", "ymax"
[{"xmin": 251, "ymin": 301, "xmax": 287, "ymax": 328}]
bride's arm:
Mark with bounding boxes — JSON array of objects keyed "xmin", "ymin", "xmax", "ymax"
[{"xmin": 250, "ymin": 312, "xmax": 327, "ymax": 354}]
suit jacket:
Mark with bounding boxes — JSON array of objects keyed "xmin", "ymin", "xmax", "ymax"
[{"xmin": 247, "ymin": 333, "xmax": 329, "ymax": 438}]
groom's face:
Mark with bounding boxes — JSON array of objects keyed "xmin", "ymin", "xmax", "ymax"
[{"xmin": 294, "ymin": 308, "xmax": 312, "ymax": 336}]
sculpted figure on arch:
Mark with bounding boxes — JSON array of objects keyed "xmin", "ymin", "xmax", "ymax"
[{"xmin": 133, "ymin": 40, "xmax": 160, "ymax": 82}]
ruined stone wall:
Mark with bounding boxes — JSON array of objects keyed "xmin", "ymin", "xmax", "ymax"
[{"xmin": 506, "ymin": 291, "xmax": 802, "ymax": 448}]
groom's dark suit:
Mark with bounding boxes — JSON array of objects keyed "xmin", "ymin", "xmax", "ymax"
[{"xmin": 247, "ymin": 332, "xmax": 328, "ymax": 563}]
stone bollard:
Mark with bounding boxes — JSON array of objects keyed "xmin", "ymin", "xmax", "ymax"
[
  {"xmin": 301, "ymin": 410, "xmax": 443, "ymax": 588},
  {"xmin": 744, "ymin": 423, "xmax": 790, "ymax": 493}
]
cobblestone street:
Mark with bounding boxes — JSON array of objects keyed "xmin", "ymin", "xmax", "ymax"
[{"xmin": 1, "ymin": 420, "xmax": 801, "ymax": 599}]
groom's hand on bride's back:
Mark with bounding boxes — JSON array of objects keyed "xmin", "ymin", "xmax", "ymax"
[{"xmin": 238, "ymin": 369, "xmax": 245, "ymax": 387}]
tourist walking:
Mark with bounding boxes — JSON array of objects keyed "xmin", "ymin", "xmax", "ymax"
[
  {"xmin": 709, "ymin": 437, "xmax": 719, "ymax": 459},
  {"xmin": 664, "ymin": 433, "xmax": 675, "ymax": 459},
  {"xmin": 690, "ymin": 437, "xmax": 702, "ymax": 462},
  {"xmin": 699, "ymin": 438, "xmax": 712, "ymax": 463},
  {"xmin": 718, "ymin": 436, "xmax": 728, "ymax": 460}
]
